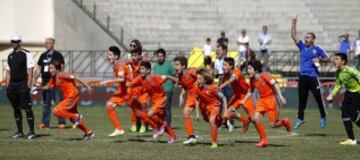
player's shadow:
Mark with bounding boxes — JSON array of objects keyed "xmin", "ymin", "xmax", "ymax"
[
  {"xmin": 191, "ymin": 142, "xmax": 226, "ymax": 147},
  {"xmin": 134, "ymin": 134, "xmax": 153, "ymax": 138},
  {"xmin": 234, "ymin": 140, "xmax": 288, "ymax": 147},
  {"xmin": 49, "ymin": 126, "xmax": 72, "ymax": 129},
  {"xmin": 127, "ymin": 138, "xmax": 168, "ymax": 144},
  {"xmin": 0, "ymin": 128, "xmax": 10, "ymax": 132},
  {"xmin": 304, "ymin": 133, "xmax": 327, "ymax": 137},
  {"xmin": 36, "ymin": 133, "xmax": 51, "ymax": 138}
]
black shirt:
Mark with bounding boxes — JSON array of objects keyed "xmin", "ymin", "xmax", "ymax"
[
  {"xmin": 217, "ymin": 37, "xmax": 229, "ymax": 46},
  {"xmin": 7, "ymin": 49, "xmax": 34, "ymax": 82},
  {"xmin": 37, "ymin": 50, "xmax": 64, "ymax": 81}
]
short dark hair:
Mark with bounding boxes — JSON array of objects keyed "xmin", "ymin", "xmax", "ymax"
[
  {"xmin": 155, "ymin": 48, "xmax": 166, "ymax": 57},
  {"xmin": 51, "ymin": 60, "xmax": 62, "ymax": 71},
  {"xmin": 173, "ymin": 56, "xmax": 188, "ymax": 69},
  {"xmin": 140, "ymin": 61, "xmax": 151, "ymax": 70},
  {"xmin": 224, "ymin": 57, "xmax": 235, "ymax": 69},
  {"xmin": 307, "ymin": 32, "xmax": 316, "ymax": 40},
  {"xmin": 221, "ymin": 31, "xmax": 225, "ymax": 36},
  {"xmin": 248, "ymin": 60, "xmax": 263, "ymax": 73},
  {"xmin": 206, "ymin": 37, "xmax": 211, "ymax": 42},
  {"xmin": 217, "ymin": 43, "xmax": 227, "ymax": 52},
  {"xmin": 109, "ymin": 46, "xmax": 121, "ymax": 59},
  {"xmin": 335, "ymin": 52, "xmax": 348, "ymax": 65}
]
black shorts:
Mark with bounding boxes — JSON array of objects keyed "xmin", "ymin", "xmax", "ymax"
[
  {"xmin": 6, "ymin": 80, "xmax": 32, "ymax": 109},
  {"xmin": 341, "ymin": 91, "xmax": 360, "ymax": 121}
]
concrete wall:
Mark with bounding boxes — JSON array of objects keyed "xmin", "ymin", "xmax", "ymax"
[
  {"xmin": 0, "ymin": 0, "xmax": 54, "ymax": 44},
  {"xmin": 54, "ymin": 0, "xmax": 120, "ymax": 50}
]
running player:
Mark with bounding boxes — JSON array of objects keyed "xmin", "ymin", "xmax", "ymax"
[
  {"xmin": 219, "ymin": 57, "xmax": 252, "ymax": 133},
  {"xmin": 194, "ymin": 68, "xmax": 227, "ymax": 148},
  {"xmin": 127, "ymin": 61, "xmax": 178, "ymax": 143},
  {"xmin": 37, "ymin": 60, "xmax": 94, "ymax": 140},
  {"xmin": 127, "ymin": 40, "xmax": 149, "ymax": 133},
  {"xmin": 172, "ymin": 56, "xmax": 198, "ymax": 144},
  {"xmin": 243, "ymin": 60, "xmax": 292, "ymax": 147},
  {"xmin": 326, "ymin": 53, "xmax": 360, "ymax": 145},
  {"xmin": 99, "ymin": 46, "xmax": 127, "ymax": 137}
]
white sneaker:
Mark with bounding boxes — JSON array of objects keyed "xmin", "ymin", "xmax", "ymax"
[
  {"xmin": 108, "ymin": 129, "xmax": 125, "ymax": 137},
  {"xmin": 183, "ymin": 137, "xmax": 197, "ymax": 144},
  {"xmin": 153, "ymin": 133, "xmax": 159, "ymax": 139},
  {"xmin": 340, "ymin": 139, "xmax": 357, "ymax": 145},
  {"xmin": 227, "ymin": 120, "xmax": 234, "ymax": 132}
]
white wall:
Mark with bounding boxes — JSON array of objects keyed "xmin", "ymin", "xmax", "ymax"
[{"xmin": 0, "ymin": 0, "xmax": 54, "ymax": 43}]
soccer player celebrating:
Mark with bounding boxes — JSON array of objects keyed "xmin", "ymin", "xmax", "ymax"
[
  {"xmin": 172, "ymin": 56, "xmax": 199, "ymax": 144},
  {"xmin": 194, "ymin": 68, "xmax": 227, "ymax": 148},
  {"xmin": 291, "ymin": 15, "xmax": 329, "ymax": 130},
  {"xmin": 99, "ymin": 46, "xmax": 127, "ymax": 137},
  {"xmin": 127, "ymin": 40, "xmax": 149, "ymax": 133},
  {"xmin": 219, "ymin": 57, "xmax": 252, "ymax": 133},
  {"xmin": 37, "ymin": 60, "xmax": 94, "ymax": 140},
  {"xmin": 127, "ymin": 61, "xmax": 178, "ymax": 144},
  {"xmin": 326, "ymin": 53, "xmax": 360, "ymax": 145},
  {"xmin": 243, "ymin": 60, "xmax": 292, "ymax": 147}
]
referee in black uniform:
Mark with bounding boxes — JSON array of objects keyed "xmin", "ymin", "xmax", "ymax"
[{"xmin": 5, "ymin": 35, "xmax": 36, "ymax": 139}]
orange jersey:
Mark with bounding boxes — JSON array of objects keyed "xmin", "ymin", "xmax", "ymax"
[
  {"xmin": 130, "ymin": 74, "xmax": 166, "ymax": 102},
  {"xmin": 250, "ymin": 72, "xmax": 275, "ymax": 98},
  {"xmin": 127, "ymin": 57, "xmax": 149, "ymax": 96},
  {"xmin": 128, "ymin": 57, "xmax": 149, "ymax": 79},
  {"xmin": 48, "ymin": 72, "xmax": 78, "ymax": 98},
  {"xmin": 194, "ymin": 84, "xmax": 222, "ymax": 107},
  {"xmin": 223, "ymin": 68, "xmax": 249, "ymax": 95},
  {"xmin": 113, "ymin": 60, "xmax": 130, "ymax": 95},
  {"xmin": 177, "ymin": 69, "xmax": 197, "ymax": 92}
]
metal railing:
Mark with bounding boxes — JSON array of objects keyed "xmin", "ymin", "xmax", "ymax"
[{"xmin": 3, "ymin": 50, "xmax": 355, "ymax": 80}]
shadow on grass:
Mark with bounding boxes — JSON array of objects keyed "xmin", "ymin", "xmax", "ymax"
[
  {"xmin": 36, "ymin": 133, "xmax": 51, "ymax": 138},
  {"xmin": 134, "ymin": 134, "xmax": 153, "ymax": 138},
  {"xmin": 49, "ymin": 126, "xmax": 72, "ymax": 129},
  {"xmin": 0, "ymin": 128, "xmax": 10, "ymax": 132},
  {"xmin": 304, "ymin": 133, "xmax": 328, "ymax": 137},
  {"xmin": 234, "ymin": 140, "xmax": 288, "ymax": 147},
  {"xmin": 128, "ymin": 138, "xmax": 168, "ymax": 143}
]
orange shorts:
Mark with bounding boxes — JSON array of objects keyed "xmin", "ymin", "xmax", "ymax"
[
  {"xmin": 149, "ymin": 97, "xmax": 167, "ymax": 115},
  {"xmin": 128, "ymin": 87, "xmax": 150, "ymax": 105},
  {"xmin": 228, "ymin": 94, "xmax": 255, "ymax": 116},
  {"xmin": 200, "ymin": 103, "xmax": 221, "ymax": 122},
  {"xmin": 256, "ymin": 96, "xmax": 279, "ymax": 123},
  {"xmin": 54, "ymin": 96, "xmax": 80, "ymax": 113},
  {"xmin": 109, "ymin": 93, "xmax": 129, "ymax": 107}
]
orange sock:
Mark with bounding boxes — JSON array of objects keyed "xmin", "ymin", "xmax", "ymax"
[
  {"xmin": 237, "ymin": 115, "xmax": 250, "ymax": 124},
  {"xmin": 274, "ymin": 120, "xmax": 284, "ymax": 128},
  {"xmin": 134, "ymin": 110, "xmax": 158, "ymax": 129},
  {"xmin": 184, "ymin": 115, "xmax": 194, "ymax": 136},
  {"xmin": 210, "ymin": 122, "xmax": 218, "ymax": 143},
  {"xmin": 77, "ymin": 121, "xmax": 91, "ymax": 134},
  {"xmin": 106, "ymin": 107, "xmax": 122, "ymax": 130},
  {"xmin": 255, "ymin": 122, "xmax": 267, "ymax": 140},
  {"xmin": 152, "ymin": 115, "xmax": 176, "ymax": 137}
]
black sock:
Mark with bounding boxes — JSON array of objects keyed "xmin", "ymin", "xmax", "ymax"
[
  {"xmin": 25, "ymin": 109, "xmax": 35, "ymax": 133},
  {"xmin": 14, "ymin": 109, "xmax": 23, "ymax": 133},
  {"xmin": 343, "ymin": 120, "xmax": 355, "ymax": 140}
]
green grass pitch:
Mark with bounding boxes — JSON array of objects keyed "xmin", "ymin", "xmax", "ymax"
[{"xmin": 0, "ymin": 106, "xmax": 359, "ymax": 160}]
